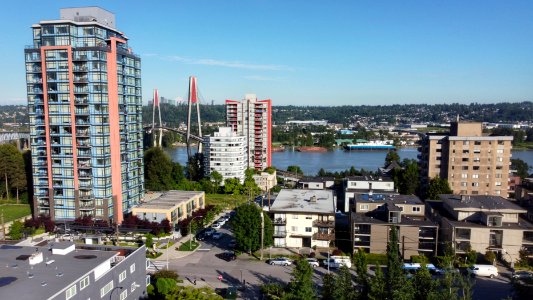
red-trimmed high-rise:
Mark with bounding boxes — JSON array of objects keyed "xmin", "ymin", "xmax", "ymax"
[
  {"xmin": 226, "ymin": 94, "xmax": 272, "ymax": 170},
  {"xmin": 24, "ymin": 7, "xmax": 143, "ymax": 224}
]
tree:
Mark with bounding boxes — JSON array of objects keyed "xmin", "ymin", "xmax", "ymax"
[
  {"xmin": 484, "ymin": 251, "xmax": 496, "ymax": 264},
  {"xmin": 210, "ymin": 171, "xmax": 223, "ymax": 188},
  {"xmin": 385, "ymin": 150, "xmax": 400, "ymax": 166},
  {"xmin": 287, "ymin": 165, "xmax": 303, "ymax": 175},
  {"xmin": 333, "ymin": 265, "xmax": 358, "ymax": 300},
  {"xmin": 231, "ymin": 203, "xmax": 273, "ymax": 253},
  {"xmin": 413, "ymin": 265, "xmax": 435, "ymax": 300},
  {"xmin": 368, "ymin": 264, "xmax": 386, "ymax": 300},
  {"xmin": 224, "ymin": 178, "xmax": 241, "ymax": 195},
  {"xmin": 144, "ymin": 147, "xmax": 174, "ymax": 191},
  {"xmin": 353, "ymin": 248, "xmax": 369, "ymax": 298},
  {"xmin": 0, "ymin": 144, "xmax": 26, "ymax": 201},
  {"xmin": 243, "ymin": 168, "xmax": 261, "ymax": 200},
  {"xmin": 386, "ymin": 226, "xmax": 413, "ymax": 300},
  {"xmin": 398, "ymin": 159, "xmax": 419, "ymax": 195},
  {"xmin": 171, "ymin": 162, "xmax": 185, "ymax": 185},
  {"xmin": 321, "ymin": 273, "xmax": 335, "ymax": 299},
  {"xmin": 284, "ymin": 258, "xmax": 316, "ymax": 300},
  {"xmin": 186, "ymin": 153, "xmax": 205, "ymax": 181},
  {"xmin": 511, "ymin": 158, "xmax": 530, "ymax": 179},
  {"xmin": 8, "ymin": 220, "xmax": 24, "ymax": 240},
  {"xmin": 426, "ymin": 176, "xmax": 453, "ymax": 200}
]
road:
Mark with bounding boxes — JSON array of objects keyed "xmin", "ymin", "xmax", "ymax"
[{"xmin": 164, "ymin": 223, "xmax": 514, "ymax": 299}]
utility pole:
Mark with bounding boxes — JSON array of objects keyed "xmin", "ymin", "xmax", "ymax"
[
  {"xmin": 402, "ymin": 235, "xmax": 405, "ymax": 259},
  {"xmin": 260, "ymin": 210, "xmax": 264, "ymax": 261}
]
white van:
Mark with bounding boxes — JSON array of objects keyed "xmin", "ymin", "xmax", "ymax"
[
  {"xmin": 323, "ymin": 256, "xmax": 352, "ymax": 268},
  {"xmin": 467, "ymin": 264, "xmax": 499, "ymax": 278}
]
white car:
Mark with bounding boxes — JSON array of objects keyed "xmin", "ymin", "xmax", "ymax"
[
  {"xmin": 211, "ymin": 222, "xmax": 222, "ymax": 229},
  {"xmin": 306, "ymin": 258, "xmax": 319, "ymax": 268},
  {"xmin": 212, "ymin": 232, "xmax": 223, "ymax": 240}
]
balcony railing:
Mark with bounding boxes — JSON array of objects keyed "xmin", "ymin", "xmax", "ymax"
[
  {"xmin": 313, "ymin": 220, "xmax": 335, "ymax": 227},
  {"xmin": 273, "ymin": 231, "xmax": 287, "ymax": 238},
  {"xmin": 313, "ymin": 232, "xmax": 335, "ymax": 241},
  {"xmin": 273, "ymin": 218, "xmax": 286, "ymax": 225}
]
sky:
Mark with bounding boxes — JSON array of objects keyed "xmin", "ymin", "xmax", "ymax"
[{"xmin": 1, "ymin": 0, "xmax": 532, "ymax": 106}]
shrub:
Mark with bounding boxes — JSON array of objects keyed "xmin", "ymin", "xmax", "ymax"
[
  {"xmin": 308, "ymin": 252, "xmax": 316, "ymax": 258},
  {"xmin": 411, "ymin": 255, "xmax": 429, "ymax": 264},
  {"xmin": 332, "ymin": 249, "xmax": 344, "ymax": 256}
]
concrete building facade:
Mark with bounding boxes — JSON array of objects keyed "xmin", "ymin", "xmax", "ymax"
[
  {"xmin": 270, "ymin": 189, "xmax": 336, "ymax": 248},
  {"xmin": 418, "ymin": 121, "xmax": 513, "ymax": 198},
  {"xmin": 298, "ymin": 177, "xmax": 335, "ymax": 190},
  {"xmin": 202, "ymin": 127, "xmax": 247, "ymax": 183},
  {"xmin": 429, "ymin": 194, "xmax": 533, "ymax": 264},
  {"xmin": 344, "ymin": 176, "xmax": 396, "ymax": 212},
  {"xmin": 132, "ymin": 191, "xmax": 205, "ymax": 227},
  {"xmin": 226, "ymin": 94, "xmax": 272, "ymax": 171},
  {"xmin": 25, "ymin": 7, "xmax": 143, "ymax": 223},
  {"xmin": 253, "ymin": 171, "xmax": 277, "ymax": 192},
  {"xmin": 351, "ymin": 194, "xmax": 438, "ymax": 260},
  {"xmin": 0, "ymin": 242, "xmax": 148, "ymax": 300}
]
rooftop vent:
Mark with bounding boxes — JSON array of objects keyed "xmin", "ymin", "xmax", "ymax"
[
  {"xmin": 310, "ymin": 195, "xmax": 317, "ymax": 203},
  {"xmin": 29, "ymin": 252, "xmax": 43, "ymax": 265}
]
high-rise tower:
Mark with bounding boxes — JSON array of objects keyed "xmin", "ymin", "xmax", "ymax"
[
  {"xmin": 225, "ymin": 94, "xmax": 271, "ymax": 170},
  {"xmin": 25, "ymin": 7, "xmax": 144, "ymax": 223}
]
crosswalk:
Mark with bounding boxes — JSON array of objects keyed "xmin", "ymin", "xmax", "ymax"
[{"xmin": 146, "ymin": 260, "xmax": 168, "ymax": 273}]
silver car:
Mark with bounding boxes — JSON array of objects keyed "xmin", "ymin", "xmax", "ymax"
[{"xmin": 268, "ymin": 257, "xmax": 292, "ymax": 266}]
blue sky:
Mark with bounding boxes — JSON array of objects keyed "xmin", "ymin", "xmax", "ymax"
[{"xmin": 1, "ymin": 0, "xmax": 532, "ymax": 106}]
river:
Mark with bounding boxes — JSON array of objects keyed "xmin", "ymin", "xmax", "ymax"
[{"xmin": 165, "ymin": 147, "xmax": 533, "ymax": 176}]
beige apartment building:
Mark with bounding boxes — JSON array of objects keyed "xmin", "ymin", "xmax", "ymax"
[
  {"xmin": 253, "ymin": 171, "xmax": 277, "ymax": 192},
  {"xmin": 431, "ymin": 194, "xmax": 533, "ymax": 264},
  {"xmin": 270, "ymin": 189, "xmax": 336, "ymax": 248},
  {"xmin": 132, "ymin": 191, "xmax": 205, "ymax": 226},
  {"xmin": 351, "ymin": 193, "xmax": 438, "ymax": 259},
  {"xmin": 419, "ymin": 121, "xmax": 513, "ymax": 197}
]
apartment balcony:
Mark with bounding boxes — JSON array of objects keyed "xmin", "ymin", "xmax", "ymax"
[
  {"xmin": 523, "ymin": 232, "xmax": 533, "ymax": 245},
  {"xmin": 72, "ymin": 55, "xmax": 88, "ymax": 61},
  {"xmin": 38, "ymin": 200, "xmax": 50, "ymax": 207},
  {"xmin": 313, "ymin": 232, "xmax": 335, "ymax": 241},
  {"xmin": 79, "ymin": 201, "xmax": 95, "ymax": 209},
  {"xmin": 76, "ymin": 130, "xmax": 89, "ymax": 137},
  {"xmin": 77, "ymin": 141, "xmax": 91, "ymax": 148},
  {"xmin": 273, "ymin": 218, "xmax": 286, "ymax": 225},
  {"xmin": 78, "ymin": 172, "xmax": 91, "ymax": 179},
  {"xmin": 273, "ymin": 231, "xmax": 287, "ymax": 238},
  {"xmin": 79, "ymin": 193, "xmax": 92, "ymax": 200},
  {"xmin": 73, "ymin": 66, "xmax": 88, "ymax": 72},
  {"xmin": 79, "ymin": 184, "xmax": 93, "ymax": 190},
  {"xmin": 78, "ymin": 162, "xmax": 92, "ymax": 169},
  {"xmin": 313, "ymin": 220, "xmax": 335, "ymax": 227},
  {"xmin": 419, "ymin": 229, "xmax": 436, "ymax": 239}
]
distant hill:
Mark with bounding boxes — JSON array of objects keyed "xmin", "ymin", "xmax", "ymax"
[{"xmin": 2, "ymin": 101, "xmax": 531, "ymax": 129}]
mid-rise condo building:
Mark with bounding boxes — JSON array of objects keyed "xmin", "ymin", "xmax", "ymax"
[{"xmin": 203, "ymin": 127, "xmax": 247, "ymax": 183}]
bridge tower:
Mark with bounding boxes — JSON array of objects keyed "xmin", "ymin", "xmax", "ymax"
[
  {"xmin": 186, "ymin": 76, "xmax": 202, "ymax": 158},
  {"xmin": 152, "ymin": 89, "xmax": 163, "ymax": 147}
]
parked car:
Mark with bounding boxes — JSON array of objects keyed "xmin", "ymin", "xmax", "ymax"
[
  {"xmin": 512, "ymin": 270, "xmax": 533, "ymax": 279},
  {"xmin": 212, "ymin": 222, "xmax": 222, "ymax": 229},
  {"xmin": 228, "ymin": 239, "xmax": 236, "ymax": 248},
  {"xmin": 216, "ymin": 251, "xmax": 237, "ymax": 261},
  {"xmin": 467, "ymin": 264, "xmax": 499, "ymax": 278},
  {"xmin": 306, "ymin": 258, "xmax": 319, "ymax": 268},
  {"xmin": 217, "ymin": 218, "xmax": 226, "ymax": 225},
  {"xmin": 205, "ymin": 228, "xmax": 216, "ymax": 236},
  {"xmin": 223, "ymin": 214, "xmax": 231, "ymax": 222},
  {"xmin": 268, "ymin": 257, "xmax": 292, "ymax": 266},
  {"xmin": 322, "ymin": 256, "xmax": 352, "ymax": 269},
  {"xmin": 212, "ymin": 232, "xmax": 223, "ymax": 240},
  {"xmin": 195, "ymin": 232, "xmax": 206, "ymax": 241}
]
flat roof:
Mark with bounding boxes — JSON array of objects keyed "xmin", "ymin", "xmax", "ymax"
[
  {"xmin": 136, "ymin": 190, "xmax": 204, "ymax": 211},
  {"xmin": 270, "ymin": 189, "xmax": 335, "ymax": 214},
  {"xmin": 439, "ymin": 194, "xmax": 526, "ymax": 212},
  {"xmin": 0, "ymin": 243, "xmax": 116, "ymax": 300},
  {"xmin": 354, "ymin": 193, "xmax": 423, "ymax": 205},
  {"xmin": 299, "ymin": 176, "xmax": 335, "ymax": 183},
  {"xmin": 346, "ymin": 176, "xmax": 393, "ymax": 182},
  {"xmin": 351, "ymin": 212, "xmax": 437, "ymax": 227}
]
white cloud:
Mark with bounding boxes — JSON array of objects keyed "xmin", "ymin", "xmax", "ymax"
[{"xmin": 152, "ymin": 54, "xmax": 292, "ymax": 71}]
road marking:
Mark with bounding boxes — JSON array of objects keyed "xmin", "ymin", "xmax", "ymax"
[{"xmin": 198, "ymin": 248, "xmax": 211, "ymax": 251}]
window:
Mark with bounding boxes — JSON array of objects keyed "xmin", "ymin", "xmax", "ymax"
[
  {"xmin": 80, "ymin": 275, "xmax": 90, "ymax": 290},
  {"xmin": 360, "ymin": 204, "xmax": 369, "ymax": 211},
  {"xmin": 66, "ymin": 285, "xmax": 77, "ymax": 300},
  {"xmin": 291, "ymin": 226, "xmax": 298, "ymax": 232},
  {"xmin": 130, "ymin": 263, "xmax": 135, "ymax": 273},
  {"xmin": 472, "ymin": 174, "xmax": 479, "ymax": 179},
  {"xmin": 495, "ymin": 182, "xmax": 502, "ymax": 186},
  {"xmin": 305, "ymin": 227, "xmax": 312, "ymax": 232},
  {"xmin": 100, "ymin": 281, "xmax": 114, "ymax": 298},
  {"xmin": 461, "ymin": 182, "xmax": 468, "ymax": 187},
  {"xmin": 412, "ymin": 206, "xmax": 421, "ymax": 212},
  {"xmin": 472, "ymin": 182, "xmax": 479, "ymax": 187},
  {"xmin": 305, "ymin": 216, "xmax": 312, "ymax": 220},
  {"xmin": 119, "ymin": 270, "xmax": 127, "ymax": 282},
  {"xmin": 119, "ymin": 289, "xmax": 127, "ymax": 300},
  {"xmin": 461, "ymin": 174, "xmax": 468, "ymax": 179}
]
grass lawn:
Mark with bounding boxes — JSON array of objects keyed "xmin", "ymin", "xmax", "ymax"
[
  {"xmin": 205, "ymin": 194, "xmax": 249, "ymax": 210},
  {"xmin": 178, "ymin": 240, "xmax": 199, "ymax": 251},
  {"xmin": 0, "ymin": 204, "xmax": 31, "ymax": 223}
]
